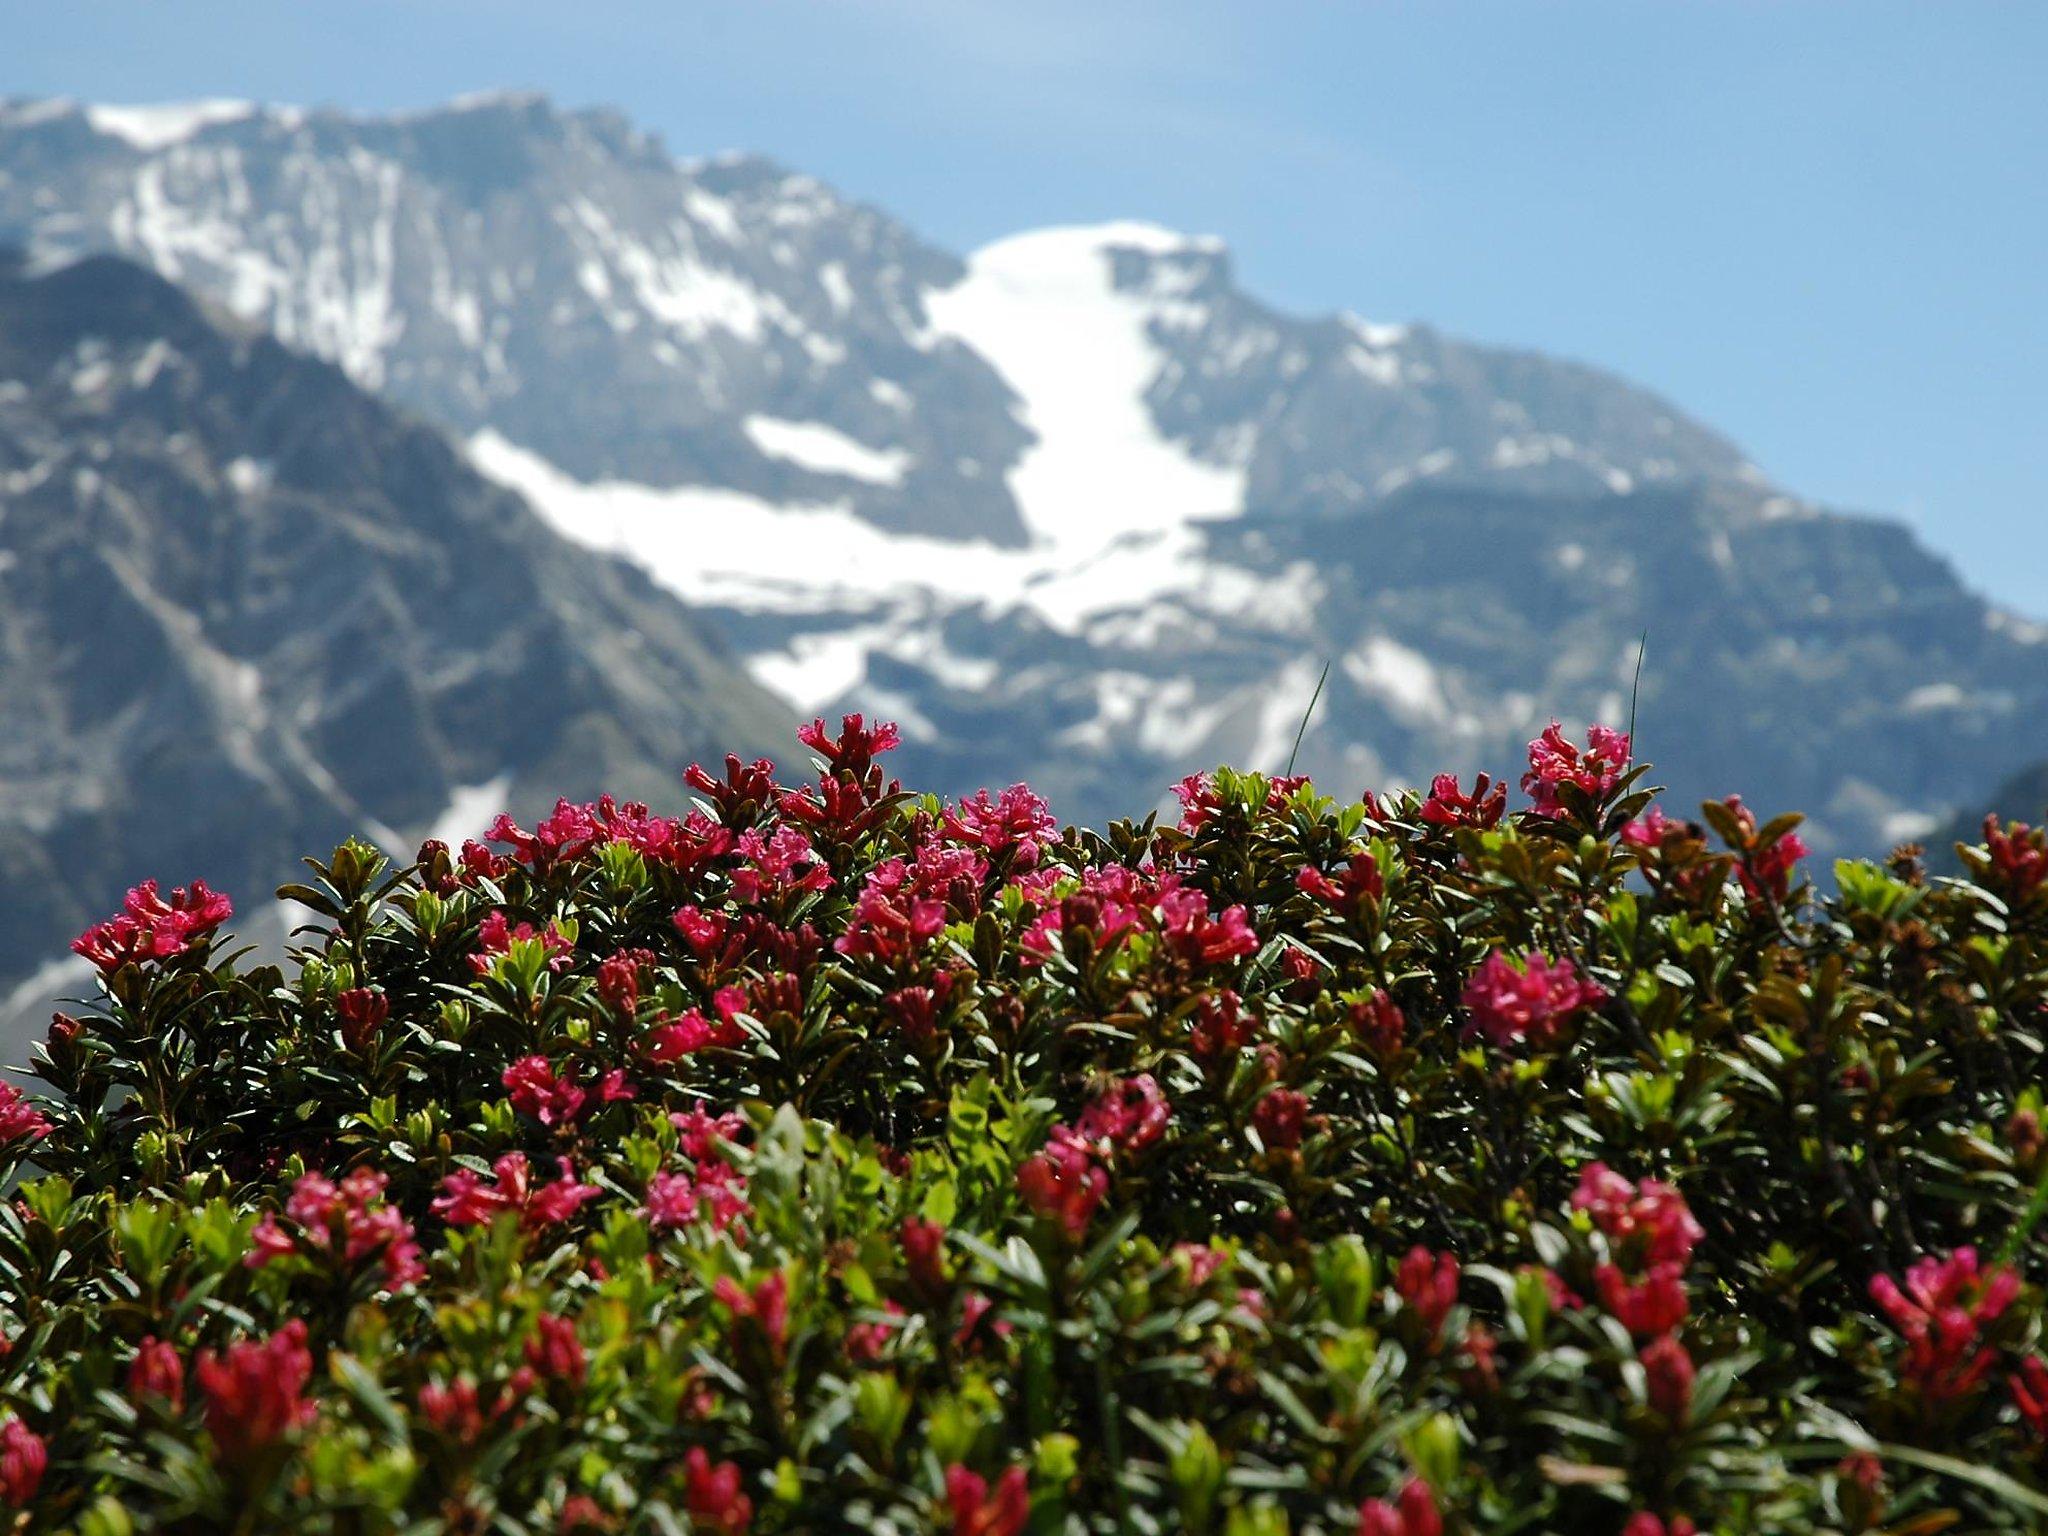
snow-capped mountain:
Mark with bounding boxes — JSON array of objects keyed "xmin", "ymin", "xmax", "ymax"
[
  {"xmin": 3, "ymin": 91, "xmax": 2044, "ymax": 866},
  {"xmin": 0, "ymin": 248, "xmax": 789, "ymax": 1017}
]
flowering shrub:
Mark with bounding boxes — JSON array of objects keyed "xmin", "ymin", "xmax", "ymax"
[{"xmin": 3, "ymin": 717, "xmax": 2048, "ymax": 1531}]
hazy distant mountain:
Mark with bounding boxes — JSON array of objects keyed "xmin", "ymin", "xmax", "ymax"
[
  {"xmin": 2, "ymin": 92, "xmax": 2044, "ymax": 885},
  {"xmin": 0, "ymin": 249, "xmax": 789, "ymax": 1011}
]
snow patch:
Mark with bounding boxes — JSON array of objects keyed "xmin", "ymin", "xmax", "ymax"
[
  {"xmin": 743, "ymin": 416, "xmax": 912, "ymax": 486},
  {"xmin": 427, "ymin": 775, "xmax": 514, "ymax": 848},
  {"xmin": 1343, "ymin": 637, "xmax": 1445, "ymax": 721},
  {"xmin": 924, "ymin": 223, "xmax": 1246, "ymax": 558},
  {"xmin": 86, "ymin": 100, "xmax": 255, "ymax": 151}
]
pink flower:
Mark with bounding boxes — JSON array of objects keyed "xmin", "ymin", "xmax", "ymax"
[
  {"xmin": 1350, "ymin": 989, "xmax": 1405, "ymax": 1055},
  {"xmin": 2010, "ymin": 1355, "xmax": 2048, "ymax": 1437},
  {"xmin": 799, "ymin": 713, "xmax": 902, "ymax": 775},
  {"xmin": 1621, "ymin": 805, "xmax": 1682, "ymax": 849},
  {"xmin": 197, "ymin": 1321, "xmax": 315, "ymax": 1461},
  {"xmin": 901, "ymin": 1216, "xmax": 950, "ymax": 1296},
  {"xmin": 1596, "ymin": 1263, "xmax": 1690, "ymax": 1339},
  {"xmin": 71, "ymin": 878, "xmax": 233, "ymax": 972},
  {"xmin": 1419, "ymin": 772, "xmax": 1506, "ymax": 830},
  {"xmin": 943, "ymin": 784, "xmax": 1057, "ymax": 867},
  {"xmin": 1017, "ymin": 1131, "xmax": 1108, "ymax": 1240},
  {"xmin": 844, "ymin": 1300, "xmax": 906, "ymax": 1365},
  {"xmin": 1251, "ymin": 1087, "xmax": 1309, "ymax": 1151},
  {"xmin": 683, "ymin": 1447, "xmax": 754, "ymax": 1535},
  {"xmin": 1296, "ymin": 853, "xmax": 1384, "ymax": 915},
  {"xmin": 469, "ymin": 911, "xmax": 573, "ymax": 977},
  {"xmin": 728, "ymin": 825, "xmax": 834, "ymax": 904},
  {"xmin": 1522, "ymin": 721, "xmax": 1631, "ymax": 817},
  {"xmin": 433, "ymin": 1153, "xmax": 600, "ymax": 1233},
  {"xmin": 1395, "ymin": 1247, "xmax": 1460, "ymax": 1347},
  {"xmin": 127, "ymin": 1336, "xmax": 185, "ymax": 1411},
  {"xmin": 524, "ymin": 1313, "xmax": 585, "ymax": 1386},
  {"xmin": 0, "ymin": 1418, "xmax": 44, "ymax": 1509},
  {"xmin": 488, "ymin": 795, "xmax": 678, "ymax": 866},
  {"xmin": 1190, "ymin": 990, "xmax": 1254, "ymax": 1059},
  {"xmin": 502, "ymin": 1056, "xmax": 589, "ymax": 1127},
  {"xmin": 1640, "ymin": 1333, "xmax": 1695, "ymax": 1423},
  {"xmin": 0, "ymin": 1082, "xmax": 51, "ymax": 1147},
  {"xmin": 1985, "ymin": 817, "xmax": 2048, "ymax": 901},
  {"xmin": 836, "ymin": 859, "xmax": 947, "ymax": 964},
  {"xmin": 1461, "ymin": 949, "xmax": 1606, "ymax": 1050},
  {"xmin": 1622, "ymin": 1518, "xmax": 1697, "ymax": 1536},
  {"xmin": 644, "ymin": 1161, "xmax": 751, "ymax": 1235},
  {"xmin": 1156, "ymin": 884, "xmax": 1260, "ymax": 965},
  {"xmin": 639, "ymin": 1008, "xmax": 744, "ymax": 1064},
  {"xmin": 1571, "ymin": 1163, "xmax": 1703, "ymax": 1271},
  {"xmin": 946, "ymin": 1464, "xmax": 1030, "ymax": 1536},
  {"xmin": 1075, "ymin": 1074, "xmax": 1171, "ymax": 1155},
  {"xmin": 1869, "ymin": 1246, "xmax": 2021, "ymax": 1405},
  {"xmin": 715, "ymin": 1271, "xmax": 790, "ymax": 1364},
  {"xmin": 336, "ymin": 988, "xmax": 389, "ymax": 1052},
  {"xmin": 1355, "ymin": 1477, "xmax": 1441, "ymax": 1536}
]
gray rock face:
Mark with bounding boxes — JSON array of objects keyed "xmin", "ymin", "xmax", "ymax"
[
  {"xmin": 2, "ymin": 91, "xmax": 2043, "ymax": 935},
  {"xmin": 0, "ymin": 249, "xmax": 790, "ymax": 998}
]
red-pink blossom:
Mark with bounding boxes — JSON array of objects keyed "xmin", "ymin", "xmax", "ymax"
[
  {"xmin": 946, "ymin": 1464, "xmax": 1030, "ymax": 1536},
  {"xmin": 1461, "ymin": 949, "xmax": 1606, "ymax": 1050},
  {"xmin": 683, "ymin": 1447, "xmax": 754, "ymax": 1535},
  {"xmin": 1985, "ymin": 817, "xmax": 2048, "ymax": 901},
  {"xmin": 0, "ymin": 1419, "xmax": 43, "ymax": 1509},
  {"xmin": 524, "ymin": 1313, "xmax": 585, "ymax": 1386},
  {"xmin": 1251, "ymin": 1087, "xmax": 1309, "ymax": 1151},
  {"xmin": 0, "ymin": 1082, "xmax": 51, "ymax": 1147},
  {"xmin": 1017, "ymin": 1131, "xmax": 1109, "ymax": 1240},
  {"xmin": 1396, "ymin": 1246, "xmax": 1460, "ymax": 1346},
  {"xmin": 943, "ymin": 784, "xmax": 1056, "ymax": 867},
  {"xmin": 715, "ymin": 1270, "xmax": 790, "ymax": 1363},
  {"xmin": 1419, "ymin": 772, "xmax": 1507, "ymax": 830},
  {"xmin": 1640, "ymin": 1333, "xmax": 1695, "ymax": 1423},
  {"xmin": 71, "ymin": 878, "xmax": 233, "ymax": 973},
  {"xmin": 1596, "ymin": 1262, "xmax": 1690, "ymax": 1339},
  {"xmin": 1075, "ymin": 1074, "xmax": 1171, "ymax": 1154},
  {"xmin": 1571, "ymin": 1162, "xmax": 1703, "ymax": 1271},
  {"xmin": 432, "ymin": 1153, "xmax": 600, "ymax": 1233},
  {"xmin": 469, "ymin": 911, "xmax": 573, "ymax": 977},
  {"xmin": 196, "ymin": 1321, "xmax": 315, "ymax": 1461},
  {"xmin": 127, "ymin": 1336, "xmax": 185, "ymax": 1411},
  {"xmin": 1355, "ymin": 1477, "xmax": 1441, "ymax": 1536},
  {"xmin": 335, "ymin": 987, "xmax": 389, "ymax": 1052},
  {"xmin": 1869, "ymin": 1246, "xmax": 2021, "ymax": 1405},
  {"xmin": 1522, "ymin": 721, "xmax": 1630, "ymax": 816}
]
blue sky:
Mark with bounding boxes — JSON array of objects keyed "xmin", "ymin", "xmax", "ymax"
[{"xmin": 9, "ymin": 0, "xmax": 2046, "ymax": 613}]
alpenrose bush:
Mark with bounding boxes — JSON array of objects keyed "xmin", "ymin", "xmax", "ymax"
[{"xmin": 5, "ymin": 718, "xmax": 2048, "ymax": 1533}]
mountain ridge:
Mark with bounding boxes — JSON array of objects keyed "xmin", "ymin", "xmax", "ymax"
[{"xmin": 2, "ymin": 90, "xmax": 2042, "ymax": 903}]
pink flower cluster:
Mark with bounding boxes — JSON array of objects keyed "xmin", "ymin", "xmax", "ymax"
[
  {"xmin": 1018, "ymin": 1074, "xmax": 1171, "ymax": 1239},
  {"xmin": 1461, "ymin": 950, "xmax": 1606, "ymax": 1050},
  {"xmin": 248, "ymin": 1168, "xmax": 424, "ymax": 1288},
  {"xmin": 72, "ymin": 878, "xmax": 233, "ymax": 973},
  {"xmin": 1521, "ymin": 721, "xmax": 1631, "ymax": 817},
  {"xmin": 645, "ymin": 1107, "xmax": 751, "ymax": 1235},
  {"xmin": 1573, "ymin": 1163, "xmax": 1704, "ymax": 1421},
  {"xmin": 196, "ymin": 1321, "xmax": 316, "ymax": 1461},
  {"xmin": 1355, "ymin": 1477, "xmax": 1440, "ymax": 1536},
  {"xmin": 1023, "ymin": 868, "xmax": 1257, "ymax": 969},
  {"xmin": 433, "ymin": 1152, "xmax": 601, "ymax": 1233},
  {"xmin": 1869, "ymin": 1246, "xmax": 2020, "ymax": 1406}
]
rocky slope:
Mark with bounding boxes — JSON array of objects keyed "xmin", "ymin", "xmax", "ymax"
[{"xmin": 0, "ymin": 249, "xmax": 789, "ymax": 1013}]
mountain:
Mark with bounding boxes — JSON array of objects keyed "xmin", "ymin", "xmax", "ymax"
[
  {"xmin": 2, "ymin": 93, "xmax": 2044, "ymax": 865},
  {"xmin": 1936, "ymin": 760, "xmax": 2048, "ymax": 860},
  {"xmin": 0, "ymin": 248, "xmax": 790, "ymax": 1013}
]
